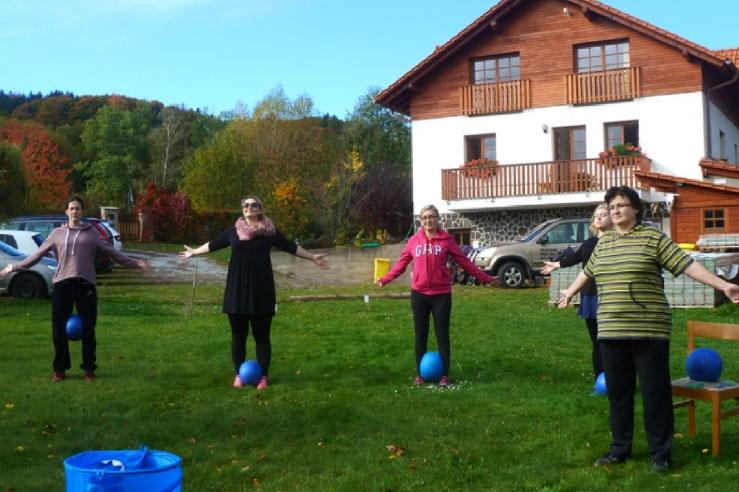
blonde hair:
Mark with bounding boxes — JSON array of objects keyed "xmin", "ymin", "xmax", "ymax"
[
  {"xmin": 589, "ymin": 202, "xmax": 610, "ymax": 234},
  {"xmin": 241, "ymin": 195, "xmax": 265, "ymax": 220}
]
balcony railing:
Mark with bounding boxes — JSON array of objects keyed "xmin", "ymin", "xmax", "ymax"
[
  {"xmin": 460, "ymin": 80, "xmax": 531, "ymax": 115},
  {"xmin": 565, "ymin": 67, "xmax": 641, "ymax": 105},
  {"xmin": 441, "ymin": 155, "xmax": 650, "ymax": 201}
]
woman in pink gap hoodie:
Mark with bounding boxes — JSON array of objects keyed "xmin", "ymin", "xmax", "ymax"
[
  {"xmin": 0, "ymin": 197, "xmax": 149, "ymax": 383},
  {"xmin": 376, "ymin": 204, "xmax": 495, "ymax": 387}
]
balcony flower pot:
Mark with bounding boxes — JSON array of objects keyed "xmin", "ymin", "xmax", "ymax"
[{"xmin": 461, "ymin": 158, "xmax": 497, "ymax": 178}]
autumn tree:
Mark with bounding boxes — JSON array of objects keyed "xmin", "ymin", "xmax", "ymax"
[
  {"xmin": 0, "ymin": 119, "xmax": 72, "ymax": 211},
  {"xmin": 0, "ymin": 142, "xmax": 27, "ymax": 217}
]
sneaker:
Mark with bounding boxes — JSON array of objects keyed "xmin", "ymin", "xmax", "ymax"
[
  {"xmin": 439, "ymin": 376, "xmax": 450, "ymax": 387},
  {"xmin": 594, "ymin": 451, "xmax": 631, "ymax": 466},
  {"xmin": 256, "ymin": 376, "xmax": 269, "ymax": 391},
  {"xmin": 84, "ymin": 370, "xmax": 96, "ymax": 382},
  {"xmin": 650, "ymin": 458, "xmax": 670, "ymax": 473},
  {"xmin": 414, "ymin": 376, "xmax": 424, "ymax": 386},
  {"xmin": 232, "ymin": 375, "xmax": 243, "ymax": 388},
  {"xmin": 52, "ymin": 371, "xmax": 65, "ymax": 382}
]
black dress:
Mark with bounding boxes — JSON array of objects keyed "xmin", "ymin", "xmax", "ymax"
[{"xmin": 208, "ymin": 227, "xmax": 297, "ymax": 315}]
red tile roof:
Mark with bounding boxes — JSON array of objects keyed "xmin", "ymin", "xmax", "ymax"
[
  {"xmin": 376, "ymin": 0, "xmax": 736, "ymax": 114},
  {"xmin": 715, "ymin": 48, "xmax": 739, "ymax": 65}
]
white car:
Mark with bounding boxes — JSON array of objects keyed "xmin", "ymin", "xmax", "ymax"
[
  {"xmin": 99, "ymin": 220, "xmax": 123, "ymax": 251},
  {"xmin": 0, "ymin": 229, "xmax": 48, "ymax": 256},
  {"xmin": 0, "ymin": 240, "xmax": 57, "ymax": 298}
]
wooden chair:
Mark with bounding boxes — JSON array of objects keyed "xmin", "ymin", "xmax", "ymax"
[{"xmin": 671, "ymin": 320, "xmax": 739, "ymax": 456}]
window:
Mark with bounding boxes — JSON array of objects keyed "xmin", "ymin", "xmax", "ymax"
[
  {"xmin": 553, "ymin": 126, "xmax": 586, "ymax": 160},
  {"xmin": 576, "ymin": 41, "xmax": 629, "ymax": 73},
  {"xmin": 544, "ymin": 223, "xmax": 579, "ymax": 244},
  {"xmin": 734, "ymin": 143, "xmax": 738, "ymax": 164},
  {"xmin": 605, "ymin": 121, "xmax": 639, "ymax": 149},
  {"xmin": 719, "ymin": 131, "xmax": 726, "ymax": 160},
  {"xmin": 472, "ymin": 54, "xmax": 520, "ymax": 84},
  {"xmin": 450, "ymin": 229, "xmax": 471, "ymax": 246},
  {"xmin": 465, "ymin": 134, "xmax": 496, "ymax": 161},
  {"xmin": 703, "ymin": 209, "xmax": 725, "ymax": 231},
  {"xmin": 0, "ymin": 234, "xmax": 18, "ymax": 249}
]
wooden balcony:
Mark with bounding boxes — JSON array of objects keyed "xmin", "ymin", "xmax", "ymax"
[
  {"xmin": 565, "ymin": 67, "xmax": 641, "ymax": 105},
  {"xmin": 460, "ymin": 80, "xmax": 531, "ymax": 115},
  {"xmin": 441, "ymin": 155, "xmax": 651, "ymax": 201}
]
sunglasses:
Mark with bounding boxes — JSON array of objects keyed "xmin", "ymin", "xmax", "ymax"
[{"xmin": 242, "ymin": 202, "xmax": 261, "ymax": 209}]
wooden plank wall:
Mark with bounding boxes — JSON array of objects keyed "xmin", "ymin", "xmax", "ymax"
[
  {"xmin": 672, "ymin": 187, "xmax": 739, "ymax": 243},
  {"xmin": 410, "ymin": 0, "xmax": 703, "ymax": 120}
]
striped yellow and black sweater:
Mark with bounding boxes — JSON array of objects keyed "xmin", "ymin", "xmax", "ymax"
[{"xmin": 583, "ymin": 224, "xmax": 693, "ymax": 340}]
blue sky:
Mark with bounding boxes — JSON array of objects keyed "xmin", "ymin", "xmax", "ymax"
[{"xmin": 1, "ymin": 0, "xmax": 737, "ymax": 118}]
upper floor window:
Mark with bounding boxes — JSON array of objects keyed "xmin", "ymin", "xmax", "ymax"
[
  {"xmin": 465, "ymin": 134, "xmax": 496, "ymax": 161},
  {"xmin": 472, "ymin": 54, "xmax": 520, "ymax": 84},
  {"xmin": 576, "ymin": 41, "xmax": 629, "ymax": 73},
  {"xmin": 719, "ymin": 131, "xmax": 726, "ymax": 160},
  {"xmin": 605, "ymin": 121, "xmax": 639, "ymax": 149}
]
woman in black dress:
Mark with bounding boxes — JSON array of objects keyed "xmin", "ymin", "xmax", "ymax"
[
  {"xmin": 540, "ymin": 203, "xmax": 611, "ymax": 381},
  {"xmin": 178, "ymin": 196, "xmax": 329, "ymax": 389}
]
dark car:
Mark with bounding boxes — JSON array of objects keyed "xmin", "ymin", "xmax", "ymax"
[{"xmin": 2, "ymin": 215, "xmax": 115, "ymax": 273}]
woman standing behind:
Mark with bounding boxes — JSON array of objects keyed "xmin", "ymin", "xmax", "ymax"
[
  {"xmin": 559, "ymin": 186, "xmax": 739, "ymax": 472},
  {"xmin": 0, "ymin": 197, "xmax": 149, "ymax": 382},
  {"xmin": 375, "ymin": 205, "xmax": 495, "ymax": 387},
  {"xmin": 178, "ymin": 196, "xmax": 329, "ymax": 390},
  {"xmin": 540, "ymin": 203, "xmax": 611, "ymax": 381}
]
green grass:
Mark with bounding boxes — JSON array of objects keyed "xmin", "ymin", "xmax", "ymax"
[{"xmin": 1, "ymin": 270, "xmax": 738, "ymax": 491}]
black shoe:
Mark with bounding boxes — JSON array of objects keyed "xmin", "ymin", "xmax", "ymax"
[
  {"xmin": 650, "ymin": 458, "xmax": 670, "ymax": 473},
  {"xmin": 594, "ymin": 451, "xmax": 630, "ymax": 466}
]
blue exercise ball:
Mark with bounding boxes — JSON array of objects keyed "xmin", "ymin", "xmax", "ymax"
[
  {"xmin": 686, "ymin": 348, "xmax": 723, "ymax": 382},
  {"xmin": 593, "ymin": 372, "xmax": 607, "ymax": 395},
  {"xmin": 419, "ymin": 352, "xmax": 443, "ymax": 381},
  {"xmin": 239, "ymin": 360, "xmax": 263, "ymax": 386},
  {"xmin": 65, "ymin": 314, "xmax": 83, "ymax": 341}
]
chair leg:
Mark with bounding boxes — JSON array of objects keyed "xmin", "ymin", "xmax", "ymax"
[
  {"xmin": 688, "ymin": 400, "xmax": 696, "ymax": 437},
  {"xmin": 712, "ymin": 396, "xmax": 721, "ymax": 456}
]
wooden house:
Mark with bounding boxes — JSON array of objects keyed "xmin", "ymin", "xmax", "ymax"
[{"xmin": 375, "ymin": 0, "xmax": 739, "ymax": 246}]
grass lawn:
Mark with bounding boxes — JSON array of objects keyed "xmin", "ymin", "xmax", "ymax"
[{"xmin": 1, "ymin": 268, "xmax": 737, "ymax": 491}]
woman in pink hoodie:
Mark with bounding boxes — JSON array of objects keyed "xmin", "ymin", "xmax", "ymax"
[
  {"xmin": 0, "ymin": 197, "xmax": 149, "ymax": 382},
  {"xmin": 376, "ymin": 204, "xmax": 495, "ymax": 387}
]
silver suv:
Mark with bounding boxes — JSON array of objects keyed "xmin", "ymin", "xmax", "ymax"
[{"xmin": 474, "ymin": 218, "xmax": 593, "ymax": 288}]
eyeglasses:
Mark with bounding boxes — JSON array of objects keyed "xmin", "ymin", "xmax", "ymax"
[
  {"xmin": 242, "ymin": 202, "xmax": 261, "ymax": 209},
  {"xmin": 420, "ymin": 215, "xmax": 438, "ymax": 221}
]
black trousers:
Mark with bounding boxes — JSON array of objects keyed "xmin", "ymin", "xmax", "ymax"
[
  {"xmin": 227, "ymin": 313, "xmax": 272, "ymax": 376},
  {"xmin": 410, "ymin": 290, "xmax": 452, "ymax": 376},
  {"xmin": 600, "ymin": 339, "xmax": 673, "ymax": 461},
  {"xmin": 584, "ymin": 318, "xmax": 604, "ymax": 379},
  {"xmin": 51, "ymin": 278, "xmax": 98, "ymax": 372}
]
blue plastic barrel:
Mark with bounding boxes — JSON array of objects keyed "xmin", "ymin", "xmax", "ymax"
[{"xmin": 64, "ymin": 447, "xmax": 182, "ymax": 492}]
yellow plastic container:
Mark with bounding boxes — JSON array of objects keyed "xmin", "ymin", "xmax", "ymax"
[
  {"xmin": 678, "ymin": 243, "xmax": 696, "ymax": 251},
  {"xmin": 373, "ymin": 258, "xmax": 391, "ymax": 283}
]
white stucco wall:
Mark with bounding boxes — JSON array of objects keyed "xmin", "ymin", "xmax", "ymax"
[
  {"xmin": 411, "ymin": 92, "xmax": 708, "ymax": 214},
  {"xmin": 708, "ymin": 99, "xmax": 739, "ymax": 162}
]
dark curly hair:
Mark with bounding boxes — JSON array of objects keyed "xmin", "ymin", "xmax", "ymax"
[{"xmin": 604, "ymin": 186, "xmax": 642, "ymax": 225}]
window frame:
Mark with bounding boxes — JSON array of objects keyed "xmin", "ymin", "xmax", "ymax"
[
  {"xmin": 702, "ymin": 208, "xmax": 726, "ymax": 232},
  {"xmin": 465, "ymin": 133, "xmax": 497, "ymax": 162},
  {"xmin": 604, "ymin": 120, "xmax": 639, "ymax": 149},
  {"xmin": 471, "ymin": 53, "xmax": 521, "ymax": 85},
  {"xmin": 574, "ymin": 39, "xmax": 630, "ymax": 74}
]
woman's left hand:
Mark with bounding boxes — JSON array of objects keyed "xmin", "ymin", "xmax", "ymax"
[
  {"xmin": 138, "ymin": 259, "xmax": 151, "ymax": 272},
  {"xmin": 724, "ymin": 283, "xmax": 739, "ymax": 303},
  {"xmin": 313, "ymin": 254, "xmax": 330, "ymax": 270}
]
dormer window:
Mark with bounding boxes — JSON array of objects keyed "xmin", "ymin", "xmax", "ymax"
[
  {"xmin": 472, "ymin": 54, "xmax": 520, "ymax": 84},
  {"xmin": 576, "ymin": 41, "xmax": 629, "ymax": 73}
]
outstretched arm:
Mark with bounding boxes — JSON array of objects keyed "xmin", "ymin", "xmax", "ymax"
[
  {"xmin": 178, "ymin": 242, "xmax": 210, "ymax": 260},
  {"xmin": 295, "ymin": 245, "xmax": 330, "ymax": 270},
  {"xmin": 558, "ymin": 271, "xmax": 590, "ymax": 308},
  {"xmin": 683, "ymin": 262, "xmax": 739, "ymax": 303}
]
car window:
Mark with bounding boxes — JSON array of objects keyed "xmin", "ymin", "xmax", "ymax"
[
  {"xmin": 31, "ymin": 234, "xmax": 45, "ymax": 247},
  {"xmin": 0, "ymin": 234, "xmax": 18, "ymax": 249},
  {"xmin": 546, "ymin": 223, "xmax": 578, "ymax": 244}
]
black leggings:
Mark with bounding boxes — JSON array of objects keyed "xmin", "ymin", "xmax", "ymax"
[
  {"xmin": 227, "ymin": 313, "xmax": 272, "ymax": 376},
  {"xmin": 51, "ymin": 278, "xmax": 98, "ymax": 372},
  {"xmin": 411, "ymin": 290, "xmax": 452, "ymax": 376},
  {"xmin": 585, "ymin": 318, "xmax": 604, "ymax": 379}
]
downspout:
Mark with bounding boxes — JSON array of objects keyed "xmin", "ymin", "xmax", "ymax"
[{"xmin": 704, "ymin": 60, "xmax": 739, "ymax": 159}]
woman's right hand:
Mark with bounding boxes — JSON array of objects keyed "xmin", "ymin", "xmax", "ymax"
[
  {"xmin": 374, "ymin": 280, "xmax": 383, "ymax": 288},
  {"xmin": 0, "ymin": 264, "xmax": 13, "ymax": 278},
  {"xmin": 558, "ymin": 289, "xmax": 573, "ymax": 308},
  {"xmin": 540, "ymin": 261, "xmax": 559, "ymax": 275},
  {"xmin": 177, "ymin": 245, "xmax": 195, "ymax": 260}
]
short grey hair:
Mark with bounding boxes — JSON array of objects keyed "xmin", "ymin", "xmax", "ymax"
[{"xmin": 419, "ymin": 204, "xmax": 439, "ymax": 218}]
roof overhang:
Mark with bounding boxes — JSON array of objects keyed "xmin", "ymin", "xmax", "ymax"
[{"xmin": 635, "ymin": 170, "xmax": 739, "ymax": 195}]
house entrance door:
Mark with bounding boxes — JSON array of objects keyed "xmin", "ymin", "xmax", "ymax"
[{"xmin": 553, "ymin": 126, "xmax": 586, "ymax": 193}]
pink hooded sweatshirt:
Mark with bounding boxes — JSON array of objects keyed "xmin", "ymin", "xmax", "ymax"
[{"xmin": 379, "ymin": 228, "xmax": 494, "ymax": 295}]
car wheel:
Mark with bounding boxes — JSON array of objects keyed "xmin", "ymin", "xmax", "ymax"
[
  {"xmin": 10, "ymin": 273, "xmax": 46, "ymax": 299},
  {"xmin": 498, "ymin": 262, "xmax": 526, "ymax": 289}
]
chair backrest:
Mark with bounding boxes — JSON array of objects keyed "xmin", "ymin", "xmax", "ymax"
[{"xmin": 686, "ymin": 320, "xmax": 739, "ymax": 352}]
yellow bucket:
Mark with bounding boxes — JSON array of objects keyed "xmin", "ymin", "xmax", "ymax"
[
  {"xmin": 373, "ymin": 258, "xmax": 391, "ymax": 283},
  {"xmin": 678, "ymin": 243, "xmax": 696, "ymax": 251}
]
